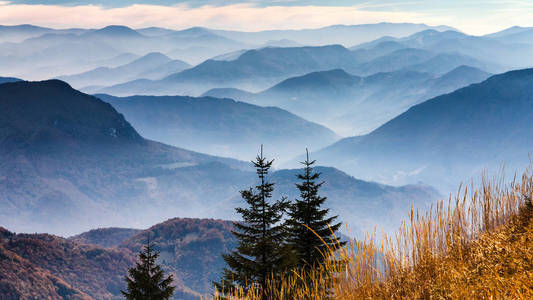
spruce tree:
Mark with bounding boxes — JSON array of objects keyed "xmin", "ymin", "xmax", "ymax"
[
  {"xmin": 215, "ymin": 146, "xmax": 289, "ymax": 298},
  {"xmin": 286, "ymin": 149, "xmax": 345, "ymax": 271},
  {"xmin": 122, "ymin": 237, "xmax": 175, "ymax": 300}
]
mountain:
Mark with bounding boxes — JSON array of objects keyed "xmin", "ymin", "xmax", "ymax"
[
  {"xmin": 0, "ymin": 24, "xmax": 87, "ymax": 43},
  {"xmin": 0, "ymin": 80, "xmax": 440, "ymax": 240},
  {"xmin": 96, "ymin": 94, "xmax": 339, "ymax": 162},
  {"xmin": 355, "ymin": 48, "xmax": 434, "ymax": 75},
  {"xmin": 350, "ymin": 40, "xmax": 407, "ymax": 62},
  {"xmin": 69, "ymin": 228, "xmax": 142, "ymax": 248},
  {"xmin": 98, "ymin": 31, "xmax": 507, "ymax": 98},
  {"xmin": 0, "ymin": 25, "xmax": 246, "ymax": 80},
  {"xmin": 312, "ymin": 68, "xmax": 533, "ymax": 192},
  {"xmin": 137, "ymin": 27, "xmax": 177, "ymax": 37},
  {"xmin": 353, "ymin": 46, "xmax": 498, "ymax": 76},
  {"xmin": 84, "ymin": 25, "xmax": 142, "ymax": 38},
  {"xmin": 158, "ymin": 27, "xmax": 251, "ymax": 64},
  {"xmin": 117, "ymin": 218, "xmax": 237, "ymax": 299},
  {"xmin": 421, "ymin": 65, "xmax": 491, "ymax": 98},
  {"xmin": 0, "ymin": 76, "xmax": 21, "ymax": 84},
  {"xmin": 0, "ymin": 218, "xmax": 237, "ymax": 300},
  {"xmin": 489, "ymin": 28, "xmax": 533, "ymax": 45},
  {"xmin": 211, "ymin": 23, "xmax": 456, "ymax": 46},
  {"xmin": 1, "ymin": 223, "xmax": 212, "ymax": 299},
  {"xmin": 58, "ymin": 52, "xmax": 190, "ymax": 88},
  {"xmin": 204, "ymin": 67, "xmax": 491, "ymax": 136},
  {"xmin": 0, "ymin": 24, "xmax": 52, "ymax": 42},
  {"xmin": 0, "ymin": 79, "xmax": 248, "ymax": 235},
  {"xmin": 0, "ymin": 227, "xmax": 135, "ymax": 299},
  {"xmin": 98, "ymin": 45, "xmax": 360, "ymax": 96},
  {"xmin": 270, "ymin": 166, "xmax": 440, "ymax": 233},
  {"xmin": 484, "ymin": 26, "xmax": 533, "ymax": 38},
  {"xmin": 353, "ymin": 29, "xmax": 531, "ymax": 71}
]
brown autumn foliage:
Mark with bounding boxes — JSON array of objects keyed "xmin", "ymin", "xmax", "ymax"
[
  {"xmin": 120, "ymin": 218, "xmax": 237, "ymax": 298},
  {"xmin": 214, "ymin": 168, "xmax": 533, "ymax": 299},
  {"xmin": 0, "ymin": 229, "xmax": 135, "ymax": 300},
  {"xmin": 0, "ymin": 218, "xmax": 237, "ymax": 300},
  {"xmin": 69, "ymin": 227, "xmax": 142, "ymax": 248}
]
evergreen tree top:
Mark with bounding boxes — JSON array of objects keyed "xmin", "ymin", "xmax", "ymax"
[
  {"xmin": 287, "ymin": 148, "xmax": 345, "ymax": 271},
  {"xmin": 215, "ymin": 145, "xmax": 289, "ymax": 297},
  {"xmin": 122, "ymin": 236, "xmax": 175, "ymax": 300}
]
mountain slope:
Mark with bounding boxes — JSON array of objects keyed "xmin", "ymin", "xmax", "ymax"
[
  {"xmin": 353, "ymin": 29, "xmax": 529, "ymax": 71},
  {"xmin": 205, "ymin": 67, "xmax": 491, "ymax": 136},
  {"xmin": 313, "ymin": 68, "xmax": 533, "ymax": 191},
  {"xmin": 0, "ymin": 25, "xmax": 246, "ymax": 80},
  {"xmin": 98, "ymin": 45, "xmax": 360, "ymax": 96},
  {"xmin": 270, "ymin": 166, "xmax": 440, "ymax": 233},
  {"xmin": 58, "ymin": 52, "xmax": 190, "ymax": 88},
  {"xmin": 69, "ymin": 228, "xmax": 142, "ymax": 248},
  {"xmin": 0, "ymin": 227, "xmax": 134, "ymax": 300},
  {"xmin": 211, "ymin": 23, "xmax": 456, "ymax": 46},
  {"xmin": 0, "ymin": 76, "xmax": 21, "ymax": 84},
  {"xmin": 97, "ymin": 94, "xmax": 339, "ymax": 161},
  {"xmin": 487, "ymin": 27, "xmax": 533, "ymax": 45},
  {"xmin": 118, "ymin": 218, "xmax": 237, "ymax": 298},
  {"xmin": 0, "ymin": 80, "xmax": 246, "ymax": 235},
  {"xmin": 0, "ymin": 80, "xmax": 439, "ymax": 239},
  {"xmin": 0, "ymin": 24, "xmax": 87, "ymax": 43}
]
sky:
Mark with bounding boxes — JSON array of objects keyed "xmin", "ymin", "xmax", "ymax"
[{"xmin": 1, "ymin": 0, "xmax": 533, "ymax": 35}]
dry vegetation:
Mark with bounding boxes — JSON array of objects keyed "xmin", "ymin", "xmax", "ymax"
[{"xmin": 214, "ymin": 168, "xmax": 533, "ymax": 299}]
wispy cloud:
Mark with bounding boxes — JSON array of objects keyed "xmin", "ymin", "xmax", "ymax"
[
  {"xmin": 0, "ymin": 1, "xmax": 532, "ymax": 34},
  {"xmin": 0, "ymin": 3, "xmax": 423, "ymax": 31}
]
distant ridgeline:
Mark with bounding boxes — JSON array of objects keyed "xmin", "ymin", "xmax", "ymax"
[
  {"xmin": 0, "ymin": 79, "xmax": 438, "ymax": 237},
  {"xmin": 313, "ymin": 68, "xmax": 533, "ymax": 192}
]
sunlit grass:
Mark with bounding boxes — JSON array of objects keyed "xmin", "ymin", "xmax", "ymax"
[{"xmin": 213, "ymin": 167, "xmax": 533, "ymax": 299}]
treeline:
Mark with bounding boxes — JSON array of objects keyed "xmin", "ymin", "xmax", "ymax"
[{"xmin": 214, "ymin": 146, "xmax": 344, "ymax": 298}]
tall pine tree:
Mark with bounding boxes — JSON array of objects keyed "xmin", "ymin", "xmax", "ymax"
[
  {"xmin": 286, "ymin": 149, "xmax": 345, "ymax": 271},
  {"xmin": 122, "ymin": 237, "xmax": 175, "ymax": 300},
  {"xmin": 215, "ymin": 146, "xmax": 288, "ymax": 298}
]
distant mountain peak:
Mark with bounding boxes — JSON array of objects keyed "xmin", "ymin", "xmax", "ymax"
[
  {"xmin": 36, "ymin": 78, "xmax": 73, "ymax": 89},
  {"xmin": 181, "ymin": 26, "xmax": 211, "ymax": 34},
  {"xmin": 444, "ymin": 65, "xmax": 489, "ymax": 76},
  {"xmin": 0, "ymin": 79, "xmax": 144, "ymax": 148},
  {"xmin": 271, "ymin": 69, "xmax": 357, "ymax": 91},
  {"xmin": 89, "ymin": 25, "xmax": 141, "ymax": 37},
  {"xmin": 129, "ymin": 51, "xmax": 171, "ymax": 64}
]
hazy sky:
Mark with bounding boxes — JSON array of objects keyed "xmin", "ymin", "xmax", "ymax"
[{"xmin": 1, "ymin": 0, "xmax": 532, "ymax": 35}]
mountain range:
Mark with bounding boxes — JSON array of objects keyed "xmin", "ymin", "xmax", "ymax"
[
  {"xmin": 0, "ymin": 79, "xmax": 246, "ymax": 235},
  {"xmin": 0, "ymin": 218, "xmax": 237, "ymax": 299},
  {"xmin": 0, "ymin": 25, "xmax": 248, "ymax": 80},
  {"xmin": 0, "ymin": 226, "xmax": 134, "ymax": 299},
  {"xmin": 97, "ymin": 29, "xmax": 516, "ymax": 98},
  {"xmin": 96, "ymin": 94, "xmax": 338, "ymax": 162},
  {"xmin": 0, "ymin": 23, "xmax": 456, "ymax": 81},
  {"xmin": 97, "ymin": 45, "xmax": 361, "ymax": 96},
  {"xmin": 353, "ymin": 29, "xmax": 533, "ymax": 70},
  {"xmin": 205, "ymin": 66, "xmax": 491, "ymax": 135},
  {"xmin": 0, "ymin": 79, "xmax": 438, "ymax": 237},
  {"xmin": 311, "ymin": 68, "xmax": 533, "ymax": 192},
  {"xmin": 57, "ymin": 52, "xmax": 190, "ymax": 89},
  {"xmin": 3, "ymin": 23, "xmax": 530, "ymax": 101}
]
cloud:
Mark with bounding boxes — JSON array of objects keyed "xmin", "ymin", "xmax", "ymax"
[
  {"xmin": 0, "ymin": 1, "xmax": 532, "ymax": 34},
  {"xmin": 0, "ymin": 2, "xmax": 424, "ymax": 31}
]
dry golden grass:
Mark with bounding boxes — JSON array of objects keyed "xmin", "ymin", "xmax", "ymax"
[{"xmin": 213, "ymin": 168, "xmax": 533, "ymax": 300}]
